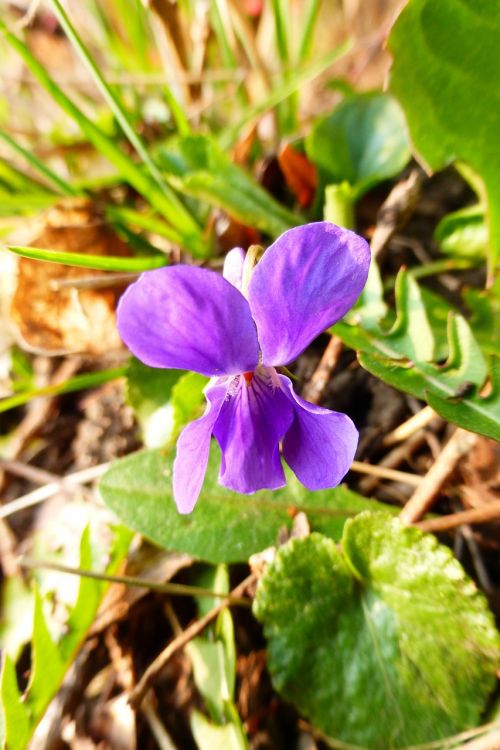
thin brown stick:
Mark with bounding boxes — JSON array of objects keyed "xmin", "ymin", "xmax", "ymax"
[
  {"xmin": 302, "ymin": 335, "xmax": 344, "ymax": 405},
  {"xmin": 416, "ymin": 501, "xmax": 500, "ymax": 534},
  {"xmin": 0, "ymin": 462, "xmax": 110, "ymax": 520},
  {"xmin": 129, "ymin": 574, "xmax": 256, "ymax": 708},
  {"xmin": 359, "ymin": 429, "xmax": 429, "ymax": 494},
  {"xmin": 370, "ymin": 169, "xmax": 423, "ymax": 258},
  {"xmin": 0, "ymin": 458, "xmax": 60, "ymax": 485},
  {"xmin": 383, "ymin": 406, "xmax": 438, "ymax": 447},
  {"xmin": 400, "ymin": 428, "xmax": 478, "ymax": 525},
  {"xmin": 350, "ymin": 461, "xmax": 422, "ymax": 486}
]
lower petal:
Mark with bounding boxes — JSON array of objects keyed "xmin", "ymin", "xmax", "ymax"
[
  {"xmin": 213, "ymin": 368, "xmax": 294, "ymax": 494},
  {"xmin": 173, "ymin": 380, "xmax": 228, "ymax": 513},
  {"xmin": 279, "ymin": 375, "xmax": 358, "ymax": 490}
]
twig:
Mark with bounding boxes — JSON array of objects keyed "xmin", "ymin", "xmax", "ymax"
[
  {"xmin": 460, "ymin": 523, "xmax": 493, "ymax": 593},
  {"xmin": 383, "ymin": 406, "xmax": 438, "ymax": 447},
  {"xmin": 0, "ymin": 458, "xmax": 61, "ymax": 485},
  {"xmin": 400, "ymin": 428, "xmax": 478, "ymax": 525},
  {"xmin": 416, "ymin": 501, "xmax": 500, "ymax": 534},
  {"xmin": 359, "ymin": 429, "xmax": 429, "ymax": 495},
  {"xmin": 350, "ymin": 461, "xmax": 422, "ymax": 486},
  {"xmin": 370, "ymin": 169, "xmax": 423, "ymax": 258},
  {"xmin": 302, "ymin": 335, "xmax": 343, "ymax": 404},
  {"xmin": 50, "ymin": 272, "xmax": 140, "ymax": 291},
  {"xmin": 0, "ymin": 462, "xmax": 110, "ymax": 520},
  {"xmin": 454, "ymin": 729, "xmax": 500, "ymax": 750},
  {"xmin": 129, "ymin": 574, "xmax": 256, "ymax": 708}
]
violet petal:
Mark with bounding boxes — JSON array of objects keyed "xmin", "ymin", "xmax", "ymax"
[
  {"xmin": 223, "ymin": 247, "xmax": 245, "ymax": 289},
  {"xmin": 248, "ymin": 222, "xmax": 370, "ymax": 366},
  {"xmin": 173, "ymin": 379, "xmax": 228, "ymax": 513},
  {"xmin": 212, "ymin": 368, "xmax": 294, "ymax": 494},
  {"xmin": 117, "ymin": 266, "xmax": 259, "ymax": 377},
  {"xmin": 279, "ymin": 375, "xmax": 358, "ymax": 489}
]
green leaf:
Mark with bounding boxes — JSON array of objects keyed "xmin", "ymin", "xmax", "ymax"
[
  {"xmin": 99, "ymin": 445, "xmax": 396, "ymax": 564},
  {"xmin": 335, "ymin": 267, "xmax": 498, "ymax": 439},
  {"xmin": 159, "ymin": 135, "xmax": 299, "ymax": 238},
  {"xmin": 0, "ymin": 526, "xmax": 131, "ymax": 749},
  {"xmin": 464, "ymin": 277, "xmax": 500, "ymax": 356},
  {"xmin": 0, "ymin": 655, "xmax": 31, "ymax": 750},
  {"xmin": 25, "ymin": 588, "xmax": 64, "ymax": 717},
  {"xmin": 435, "ymin": 204, "xmax": 488, "ymax": 260},
  {"xmin": 126, "ymin": 361, "xmax": 207, "ymax": 448},
  {"xmin": 171, "ymin": 371, "xmax": 208, "ymax": 440},
  {"xmin": 191, "ymin": 710, "xmax": 247, "ymax": 750},
  {"xmin": 306, "ymin": 92, "xmax": 410, "ymax": 199},
  {"xmin": 253, "ymin": 514, "xmax": 500, "ymax": 749},
  {"xmin": 388, "ymin": 0, "xmax": 500, "ymax": 275},
  {"xmin": 126, "ymin": 358, "xmax": 183, "ymax": 448}
]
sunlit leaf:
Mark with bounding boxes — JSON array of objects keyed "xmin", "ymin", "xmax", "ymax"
[
  {"xmin": 389, "ymin": 0, "xmax": 500, "ymax": 275},
  {"xmin": 99, "ymin": 445, "xmax": 396, "ymax": 564},
  {"xmin": 254, "ymin": 514, "xmax": 500, "ymax": 749},
  {"xmin": 306, "ymin": 92, "xmax": 410, "ymax": 199}
]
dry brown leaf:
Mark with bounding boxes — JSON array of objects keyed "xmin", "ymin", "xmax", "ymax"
[
  {"xmin": 10, "ymin": 199, "xmax": 131, "ymax": 356},
  {"xmin": 277, "ymin": 143, "xmax": 317, "ymax": 208}
]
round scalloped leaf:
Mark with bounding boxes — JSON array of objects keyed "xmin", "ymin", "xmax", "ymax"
[{"xmin": 253, "ymin": 513, "xmax": 499, "ymax": 749}]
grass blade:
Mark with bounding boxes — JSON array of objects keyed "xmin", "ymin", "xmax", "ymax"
[
  {"xmin": 0, "ymin": 20, "xmax": 204, "ymax": 254},
  {"xmin": 50, "ymin": 0, "xmax": 174, "ymax": 204},
  {"xmin": 298, "ymin": 0, "xmax": 323, "ymax": 62},
  {"xmin": 0, "ymin": 130, "xmax": 80, "ymax": 197},
  {"xmin": 8, "ymin": 244, "xmax": 167, "ymax": 271},
  {"xmin": 221, "ymin": 39, "xmax": 352, "ymax": 147},
  {"xmin": 0, "ymin": 367, "xmax": 127, "ymax": 413}
]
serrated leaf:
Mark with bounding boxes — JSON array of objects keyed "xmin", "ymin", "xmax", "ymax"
[
  {"xmin": 305, "ymin": 92, "xmax": 410, "ymax": 199},
  {"xmin": 435, "ymin": 204, "xmax": 488, "ymax": 260},
  {"xmin": 388, "ymin": 0, "xmax": 500, "ymax": 274},
  {"xmin": 159, "ymin": 135, "xmax": 299, "ymax": 238},
  {"xmin": 253, "ymin": 514, "xmax": 500, "ymax": 749},
  {"xmin": 0, "ymin": 654, "xmax": 31, "ymax": 750},
  {"xmin": 386, "ymin": 271, "xmax": 434, "ymax": 361},
  {"xmin": 335, "ymin": 266, "xmax": 497, "ymax": 439},
  {"xmin": 99, "ymin": 445, "xmax": 396, "ymax": 564}
]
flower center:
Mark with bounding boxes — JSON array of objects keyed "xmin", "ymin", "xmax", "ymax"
[{"xmin": 243, "ymin": 371, "xmax": 254, "ymax": 384}]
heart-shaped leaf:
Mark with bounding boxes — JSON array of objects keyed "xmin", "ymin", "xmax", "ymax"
[
  {"xmin": 305, "ymin": 92, "xmax": 410, "ymax": 199},
  {"xmin": 253, "ymin": 513, "xmax": 499, "ymax": 749}
]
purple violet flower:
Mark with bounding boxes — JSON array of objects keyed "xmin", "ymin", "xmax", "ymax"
[{"xmin": 117, "ymin": 222, "xmax": 370, "ymax": 513}]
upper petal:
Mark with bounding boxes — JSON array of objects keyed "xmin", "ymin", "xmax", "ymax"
[
  {"xmin": 212, "ymin": 367, "xmax": 294, "ymax": 494},
  {"xmin": 173, "ymin": 379, "xmax": 228, "ymax": 513},
  {"xmin": 117, "ymin": 265, "xmax": 259, "ymax": 377},
  {"xmin": 279, "ymin": 375, "xmax": 358, "ymax": 490},
  {"xmin": 248, "ymin": 222, "xmax": 370, "ymax": 366},
  {"xmin": 223, "ymin": 247, "xmax": 245, "ymax": 289}
]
